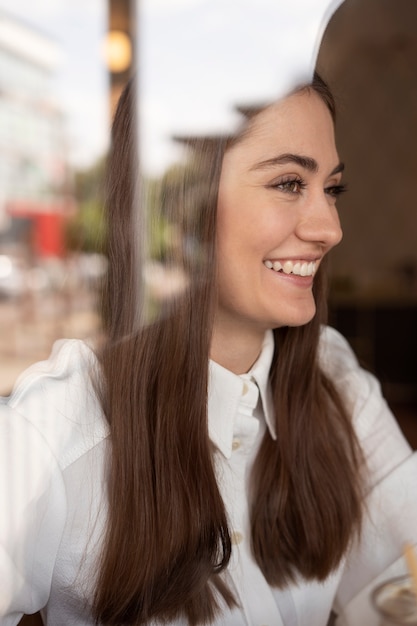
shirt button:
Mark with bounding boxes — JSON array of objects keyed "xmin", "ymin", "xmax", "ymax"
[
  {"xmin": 242, "ymin": 382, "xmax": 249, "ymax": 395},
  {"xmin": 231, "ymin": 531, "xmax": 243, "ymax": 545},
  {"xmin": 232, "ymin": 439, "xmax": 241, "ymax": 451}
]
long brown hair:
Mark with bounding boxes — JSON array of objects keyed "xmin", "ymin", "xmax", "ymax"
[{"xmin": 95, "ymin": 75, "xmax": 363, "ymax": 624}]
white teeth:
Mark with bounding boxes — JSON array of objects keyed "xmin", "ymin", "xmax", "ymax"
[{"xmin": 263, "ymin": 259, "xmax": 317, "ymax": 276}]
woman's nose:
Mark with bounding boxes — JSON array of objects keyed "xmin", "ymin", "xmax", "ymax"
[{"xmin": 296, "ymin": 195, "xmax": 343, "ymax": 248}]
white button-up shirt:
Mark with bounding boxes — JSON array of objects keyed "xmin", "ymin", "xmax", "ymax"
[{"xmin": 1, "ymin": 326, "xmax": 417, "ymax": 625}]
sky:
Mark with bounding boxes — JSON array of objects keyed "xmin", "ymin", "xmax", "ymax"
[
  {"xmin": 0, "ymin": 0, "xmax": 344, "ymax": 173},
  {"xmin": 140, "ymin": 0, "xmax": 344, "ymax": 174}
]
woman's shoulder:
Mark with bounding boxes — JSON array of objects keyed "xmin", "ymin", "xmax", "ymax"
[
  {"xmin": 4, "ymin": 338, "xmax": 109, "ymax": 471},
  {"xmin": 319, "ymin": 326, "xmax": 412, "ymax": 469},
  {"xmin": 318, "ymin": 325, "xmax": 360, "ymax": 378},
  {"xmin": 7, "ymin": 338, "xmax": 93, "ymax": 387},
  {"xmin": 318, "ymin": 325, "xmax": 379, "ymax": 408}
]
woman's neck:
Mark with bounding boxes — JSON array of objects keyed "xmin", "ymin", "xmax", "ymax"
[{"xmin": 210, "ymin": 322, "xmax": 265, "ymax": 374}]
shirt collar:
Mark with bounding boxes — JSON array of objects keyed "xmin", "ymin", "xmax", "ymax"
[{"xmin": 208, "ymin": 330, "xmax": 276, "ymax": 458}]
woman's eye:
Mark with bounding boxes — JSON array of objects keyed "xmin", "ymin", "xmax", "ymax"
[
  {"xmin": 325, "ymin": 183, "xmax": 347, "ymax": 198},
  {"xmin": 271, "ymin": 179, "xmax": 305, "ymax": 194},
  {"xmin": 268, "ymin": 180, "xmax": 347, "ymax": 198}
]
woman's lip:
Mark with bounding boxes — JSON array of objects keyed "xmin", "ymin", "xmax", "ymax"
[
  {"xmin": 263, "ymin": 256, "xmax": 321, "ymax": 263},
  {"xmin": 265, "ymin": 268, "xmax": 315, "ymax": 287}
]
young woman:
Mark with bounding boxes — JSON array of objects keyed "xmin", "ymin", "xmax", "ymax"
[{"xmin": 1, "ymin": 75, "xmax": 416, "ymax": 626}]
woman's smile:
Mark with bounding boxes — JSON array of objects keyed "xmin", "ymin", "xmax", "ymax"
[{"xmin": 263, "ymin": 258, "xmax": 318, "ymax": 277}]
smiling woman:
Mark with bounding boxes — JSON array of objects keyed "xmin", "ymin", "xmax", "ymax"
[
  {"xmin": 213, "ymin": 88, "xmax": 344, "ymax": 371},
  {"xmin": 1, "ymin": 74, "xmax": 417, "ymax": 626}
]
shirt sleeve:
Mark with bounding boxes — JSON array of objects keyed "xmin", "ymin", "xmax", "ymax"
[
  {"xmin": 0, "ymin": 402, "xmax": 67, "ymax": 623},
  {"xmin": 325, "ymin": 329, "xmax": 417, "ymax": 623},
  {"xmin": 336, "ymin": 454, "xmax": 417, "ymax": 625},
  {"xmin": 321, "ymin": 326, "xmax": 413, "ymax": 485}
]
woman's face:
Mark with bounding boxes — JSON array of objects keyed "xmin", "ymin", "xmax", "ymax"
[{"xmin": 215, "ymin": 89, "xmax": 343, "ymax": 339}]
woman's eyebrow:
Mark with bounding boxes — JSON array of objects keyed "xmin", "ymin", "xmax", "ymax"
[
  {"xmin": 330, "ymin": 162, "xmax": 345, "ymax": 176},
  {"xmin": 250, "ymin": 153, "xmax": 318, "ymax": 172},
  {"xmin": 250, "ymin": 153, "xmax": 345, "ymax": 176}
]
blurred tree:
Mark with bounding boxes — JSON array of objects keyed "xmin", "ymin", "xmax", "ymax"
[
  {"xmin": 65, "ymin": 156, "xmax": 107, "ymax": 253},
  {"xmin": 66, "ymin": 154, "xmax": 208, "ymax": 259},
  {"xmin": 145, "ymin": 159, "xmax": 212, "ymax": 265}
]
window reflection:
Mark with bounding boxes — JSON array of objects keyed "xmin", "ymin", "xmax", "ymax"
[{"xmin": 0, "ymin": 2, "xmax": 112, "ymax": 395}]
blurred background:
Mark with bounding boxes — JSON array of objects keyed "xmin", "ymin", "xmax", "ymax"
[
  {"xmin": 0, "ymin": 0, "xmax": 134, "ymax": 395},
  {"xmin": 0, "ymin": 0, "xmax": 416, "ymax": 449}
]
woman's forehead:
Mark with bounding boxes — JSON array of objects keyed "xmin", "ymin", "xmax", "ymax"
[
  {"xmin": 223, "ymin": 91, "xmax": 338, "ymax": 172},
  {"xmin": 236, "ymin": 90, "xmax": 334, "ymax": 148},
  {"xmin": 246, "ymin": 90, "xmax": 329, "ymax": 135}
]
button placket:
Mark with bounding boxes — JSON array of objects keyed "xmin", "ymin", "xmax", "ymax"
[{"xmin": 226, "ymin": 376, "xmax": 285, "ymax": 625}]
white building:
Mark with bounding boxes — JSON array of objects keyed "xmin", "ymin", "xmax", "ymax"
[{"xmin": 0, "ymin": 9, "xmax": 68, "ymax": 250}]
